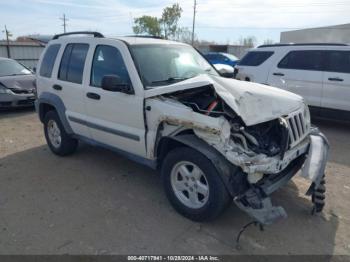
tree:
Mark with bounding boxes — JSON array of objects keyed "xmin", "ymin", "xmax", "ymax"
[
  {"xmin": 132, "ymin": 3, "xmax": 183, "ymax": 40},
  {"xmin": 132, "ymin": 16, "xmax": 161, "ymax": 37},
  {"xmin": 239, "ymin": 36, "xmax": 257, "ymax": 48},
  {"xmin": 175, "ymin": 27, "xmax": 194, "ymax": 44},
  {"xmin": 263, "ymin": 39, "xmax": 275, "ymax": 45},
  {"xmin": 160, "ymin": 3, "xmax": 182, "ymax": 39}
]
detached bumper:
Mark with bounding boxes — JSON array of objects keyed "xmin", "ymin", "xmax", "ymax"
[
  {"xmin": 301, "ymin": 128, "xmax": 329, "ymax": 193},
  {"xmin": 234, "ymin": 128, "xmax": 329, "ymax": 225}
]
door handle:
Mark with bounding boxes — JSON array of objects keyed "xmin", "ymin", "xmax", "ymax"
[
  {"xmin": 328, "ymin": 77, "xmax": 343, "ymax": 82},
  {"xmin": 52, "ymin": 84, "xmax": 62, "ymax": 91},
  {"xmin": 273, "ymin": 72, "xmax": 285, "ymax": 76},
  {"xmin": 86, "ymin": 92, "xmax": 101, "ymax": 100}
]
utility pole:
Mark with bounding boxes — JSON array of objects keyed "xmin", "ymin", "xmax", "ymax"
[
  {"xmin": 60, "ymin": 14, "xmax": 68, "ymax": 33},
  {"xmin": 191, "ymin": 0, "xmax": 197, "ymax": 46},
  {"xmin": 3, "ymin": 25, "xmax": 11, "ymax": 58}
]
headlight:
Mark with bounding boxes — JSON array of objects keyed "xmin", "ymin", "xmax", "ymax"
[
  {"xmin": 0, "ymin": 82, "xmax": 11, "ymax": 94},
  {"xmin": 303, "ymin": 103, "xmax": 311, "ymax": 129}
]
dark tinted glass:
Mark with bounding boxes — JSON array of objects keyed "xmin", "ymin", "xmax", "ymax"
[
  {"xmin": 58, "ymin": 43, "xmax": 89, "ymax": 84},
  {"xmin": 278, "ymin": 50, "xmax": 323, "ymax": 71},
  {"xmin": 39, "ymin": 44, "xmax": 60, "ymax": 77},
  {"xmin": 325, "ymin": 51, "xmax": 350, "ymax": 73},
  {"xmin": 58, "ymin": 44, "xmax": 73, "ymax": 81},
  {"xmin": 238, "ymin": 51, "xmax": 274, "ymax": 66},
  {"xmin": 90, "ymin": 45, "xmax": 131, "ymax": 87}
]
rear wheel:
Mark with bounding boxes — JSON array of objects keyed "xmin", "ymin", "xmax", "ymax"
[
  {"xmin": 44, "ymin": 111, "xmax": 78, "ymax": 156},
  {"xmin": 161, "ymin": 147, "xmax": 231, "ymax": 222}
]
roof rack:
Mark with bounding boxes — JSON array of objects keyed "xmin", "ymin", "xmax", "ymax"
[
  {"xmin": 258, "ymin": 43, "xmax": 348, "ymax": 48},
  {"xmin": 125, "ymin": 35, "xmax": 164, "ymax": 40},
  {"xmin": 52, "ymin": 31, "xmax": 104, "ymax": 40}
]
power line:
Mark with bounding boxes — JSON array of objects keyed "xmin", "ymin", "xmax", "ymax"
[{"xmin": 60, "ymin": 14, "xmax": 68, "ymax": 33}]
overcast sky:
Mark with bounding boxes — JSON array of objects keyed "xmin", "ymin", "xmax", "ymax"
[{"xmin": 1, "ymin": 0, "xmax": 349, "ymax": 44}]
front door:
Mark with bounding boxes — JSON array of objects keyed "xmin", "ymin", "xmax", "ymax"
[
  {"xmin": 83, "ymin": 40, "xmax": 146, "ymax": 157},
  {"xmin": 322, "ymin": 50, "xmax": 350, "ymax": 120},
  {"xmin": 267, "ymin": 50, "xmax": 324, "ymax": 110}
]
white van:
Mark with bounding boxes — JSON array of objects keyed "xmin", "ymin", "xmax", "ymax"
[{"xmin": 234, "ymin": 43, "xmax": 350, "ymax": 121}]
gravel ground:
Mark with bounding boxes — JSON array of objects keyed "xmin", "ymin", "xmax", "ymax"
[{"xmin": 0, "ymin": 108, "xmax": 349, "ymax": 255}]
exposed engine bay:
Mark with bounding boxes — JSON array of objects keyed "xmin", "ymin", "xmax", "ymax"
[{"xmin": 164, "ymin": 85, "xmax": 290, "ymax": 164}]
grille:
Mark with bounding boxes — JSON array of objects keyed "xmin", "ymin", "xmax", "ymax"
[
  {"xmin": 285, "ymin": 109, "xmax": 309, "ymax": 148},
  {"xmin": 9, "ymin": 88, "xmax": 32, "ymax": 94}
]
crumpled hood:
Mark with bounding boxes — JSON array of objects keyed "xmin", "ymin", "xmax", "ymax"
[
  {"xmin": 144, "ymin": 74, "xmax": 304, "ymax": 126},
  {"xmin": 0, "ymin": 74, "xmax": 36, "ymax": 91}
]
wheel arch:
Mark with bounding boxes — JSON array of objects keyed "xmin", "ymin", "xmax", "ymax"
[
  {"xmin": 156, "ymin": 134, "xmax": 239, "ymax": 197},
  {"xmin": 36, "ymin": 92, "xmax": 73, "ymax": 134}
]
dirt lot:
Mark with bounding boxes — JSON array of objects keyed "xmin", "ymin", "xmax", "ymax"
[{"xmin": 0, "ymin": 108, "xmax": 349, "ymax": 255}]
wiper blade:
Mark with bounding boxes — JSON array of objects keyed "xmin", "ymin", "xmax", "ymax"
[{"xmin": 151, "ymin": 77, "xmax": 188, "ymax": 85}]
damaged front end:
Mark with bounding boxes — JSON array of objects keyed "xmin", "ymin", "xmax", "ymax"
[{"xmin": 145, "ymin": 77, "xmax": 329, "ymax": 225}]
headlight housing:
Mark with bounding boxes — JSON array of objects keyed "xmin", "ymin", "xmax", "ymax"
[
  {"xmin": 0, "ymin": 82, "xmax": 11, "ymax": 94},
  {"xmin": 303, "ymin": 102, "xmax": 311, "ymax": 131}
]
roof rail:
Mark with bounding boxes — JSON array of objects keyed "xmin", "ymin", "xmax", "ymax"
[
  {"xmin": 52, "ymin": 31, "xmax": 104, "ymax": 40},
  {"xmin": 258, "ymin": 43, "xmax": 348, "ymax": 48},
  {"xmin": 125, "ymin": 35, "xmax": 164, "ymax": 40}
]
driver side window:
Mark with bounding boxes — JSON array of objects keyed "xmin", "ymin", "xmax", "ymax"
[{"xmin": 90, "ymin": 45, "xmax": 131, "ymax": 87}]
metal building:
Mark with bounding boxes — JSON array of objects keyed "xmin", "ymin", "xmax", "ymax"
[
  {"xmin": 0, "ymin": 41, "xmax": 45, "ymax": 69},
  {"xmin": 196, "ymin": 44, "xmax": 249, "ymax": 59},
  {"xmin": 280, "ymin": 23, "xmax": 350, "ymax": 44}
]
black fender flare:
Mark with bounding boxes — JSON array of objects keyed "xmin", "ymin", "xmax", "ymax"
[
  {"xmin": 35, "ymin": 92, "xmax": 73, "ymax": 134},
  {"xmin": 161, "ymin": 134, "xmax": 241, "ymax": 197}
]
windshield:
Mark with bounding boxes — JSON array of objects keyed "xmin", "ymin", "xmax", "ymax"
[
  {"xmin": 0, "ymin": 59, "xmax": 32, "ymax": 77},
  {"xmin": 130, "ymin": 44, "xmax": 218, "ymax": 88},
  {"xmin": 223, "ymin": 53, "xmax": 238, "ymax": 61}
]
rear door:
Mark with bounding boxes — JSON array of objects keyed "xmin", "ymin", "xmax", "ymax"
[
  {"xmin": 54, "ymin": 43, "xmax": 91, "ymax": 138},
  {"xmin": 267, "ymin": 50, "xmax": 324, "ymax": 109},
  {"xmin": 322, "ymin": 50, "xmax": 350, "ymax": 120},
  {"xmin": 83, "ymin": 40, "xmax": 146, "ymax": 157}
]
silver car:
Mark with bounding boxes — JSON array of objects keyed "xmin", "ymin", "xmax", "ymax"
[{"xmin": 0, "ymin": 57, "xmax": 36, "ymax": 108}]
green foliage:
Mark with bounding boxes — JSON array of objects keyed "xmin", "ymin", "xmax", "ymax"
[
  {"xmin": 160, "ymin": 3, "xmax": 182, "ymax": 39},
  {"xmin": 132, "ymin": 3, "xmax": 183, "ymax": 40},
  {"xmin": 132, "ymin": 16, "xmax": 162, "ymax": 37}
]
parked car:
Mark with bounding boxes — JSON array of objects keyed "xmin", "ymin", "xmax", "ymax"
[
  {"xmin": 234, "ymin": 43, "xmax": 350, "ymax": 121},
  {"xmin": 35, "ymin": 32, "xmax": 329, "ymax": 225},
  {"xmin": 204, "ymin": 52, "xmax": 239, "ymax": 67},
  {"xmin": 0, "ymin": 57, "xmax": 36, "ymax": 108},
  {"xmin": 213, "ymin": 63, "xmax": 234, "ymax": 78}
]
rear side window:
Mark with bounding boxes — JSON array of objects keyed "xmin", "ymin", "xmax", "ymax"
[
  {"xmin": 278, "ymin": 50, "xmax": 324, "ymax": 71},
  {"xmin": 90, "ymin": 45, "xmax": 131, "ymax": 87},
  {"xmin": 238, "ymin": 51, "xmax": 274, "ymax": 66},
  {"xmin": 39, "ymin": 44, "xmax": 60, "ymax": 78},
  {"xmin": 58, "ymin": 43, "xmax": 89, "ymax": 84},
  {"xmin": 324, "ymin": 51, "xmax": 350, "ymax": 73}
]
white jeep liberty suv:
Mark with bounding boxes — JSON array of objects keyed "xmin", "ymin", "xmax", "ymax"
[{"xmin": 35, "ymin": 32, "xmax": 329, "ymax": 225}]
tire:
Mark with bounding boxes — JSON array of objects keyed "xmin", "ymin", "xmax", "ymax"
[
  {"xmin": 161, "ymin": 147, "xmax": 231, "ymax": 222},
  {"xmin": 43, "ymin": 110, "xmax": 78, "ymax": 156}
]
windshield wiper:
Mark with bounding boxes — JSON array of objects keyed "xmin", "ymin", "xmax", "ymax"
[
  {"xmin": 5, "ymin": 73, "xmax": 29, "ymax": 76},
  {"xmin": 151, "ymin": 77, "xmax": 189, "ymax": 85}
]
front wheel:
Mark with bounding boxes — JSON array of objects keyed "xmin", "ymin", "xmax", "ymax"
[{"xmin": 161, "ymin": 147, "xmax": 231, "ymax": 222}]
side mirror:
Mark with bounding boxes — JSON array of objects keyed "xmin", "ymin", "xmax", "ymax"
[
  {"xmin": 101, "ymin": 75, "xmax": 134, "ymax": 94},
  {"xmin": 213, "ymin": 64, "xmax": 234, "ymax": 78},
  {"xmin": 32, "ymin": 67, "xmax": 37, "ymax": 73}
]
